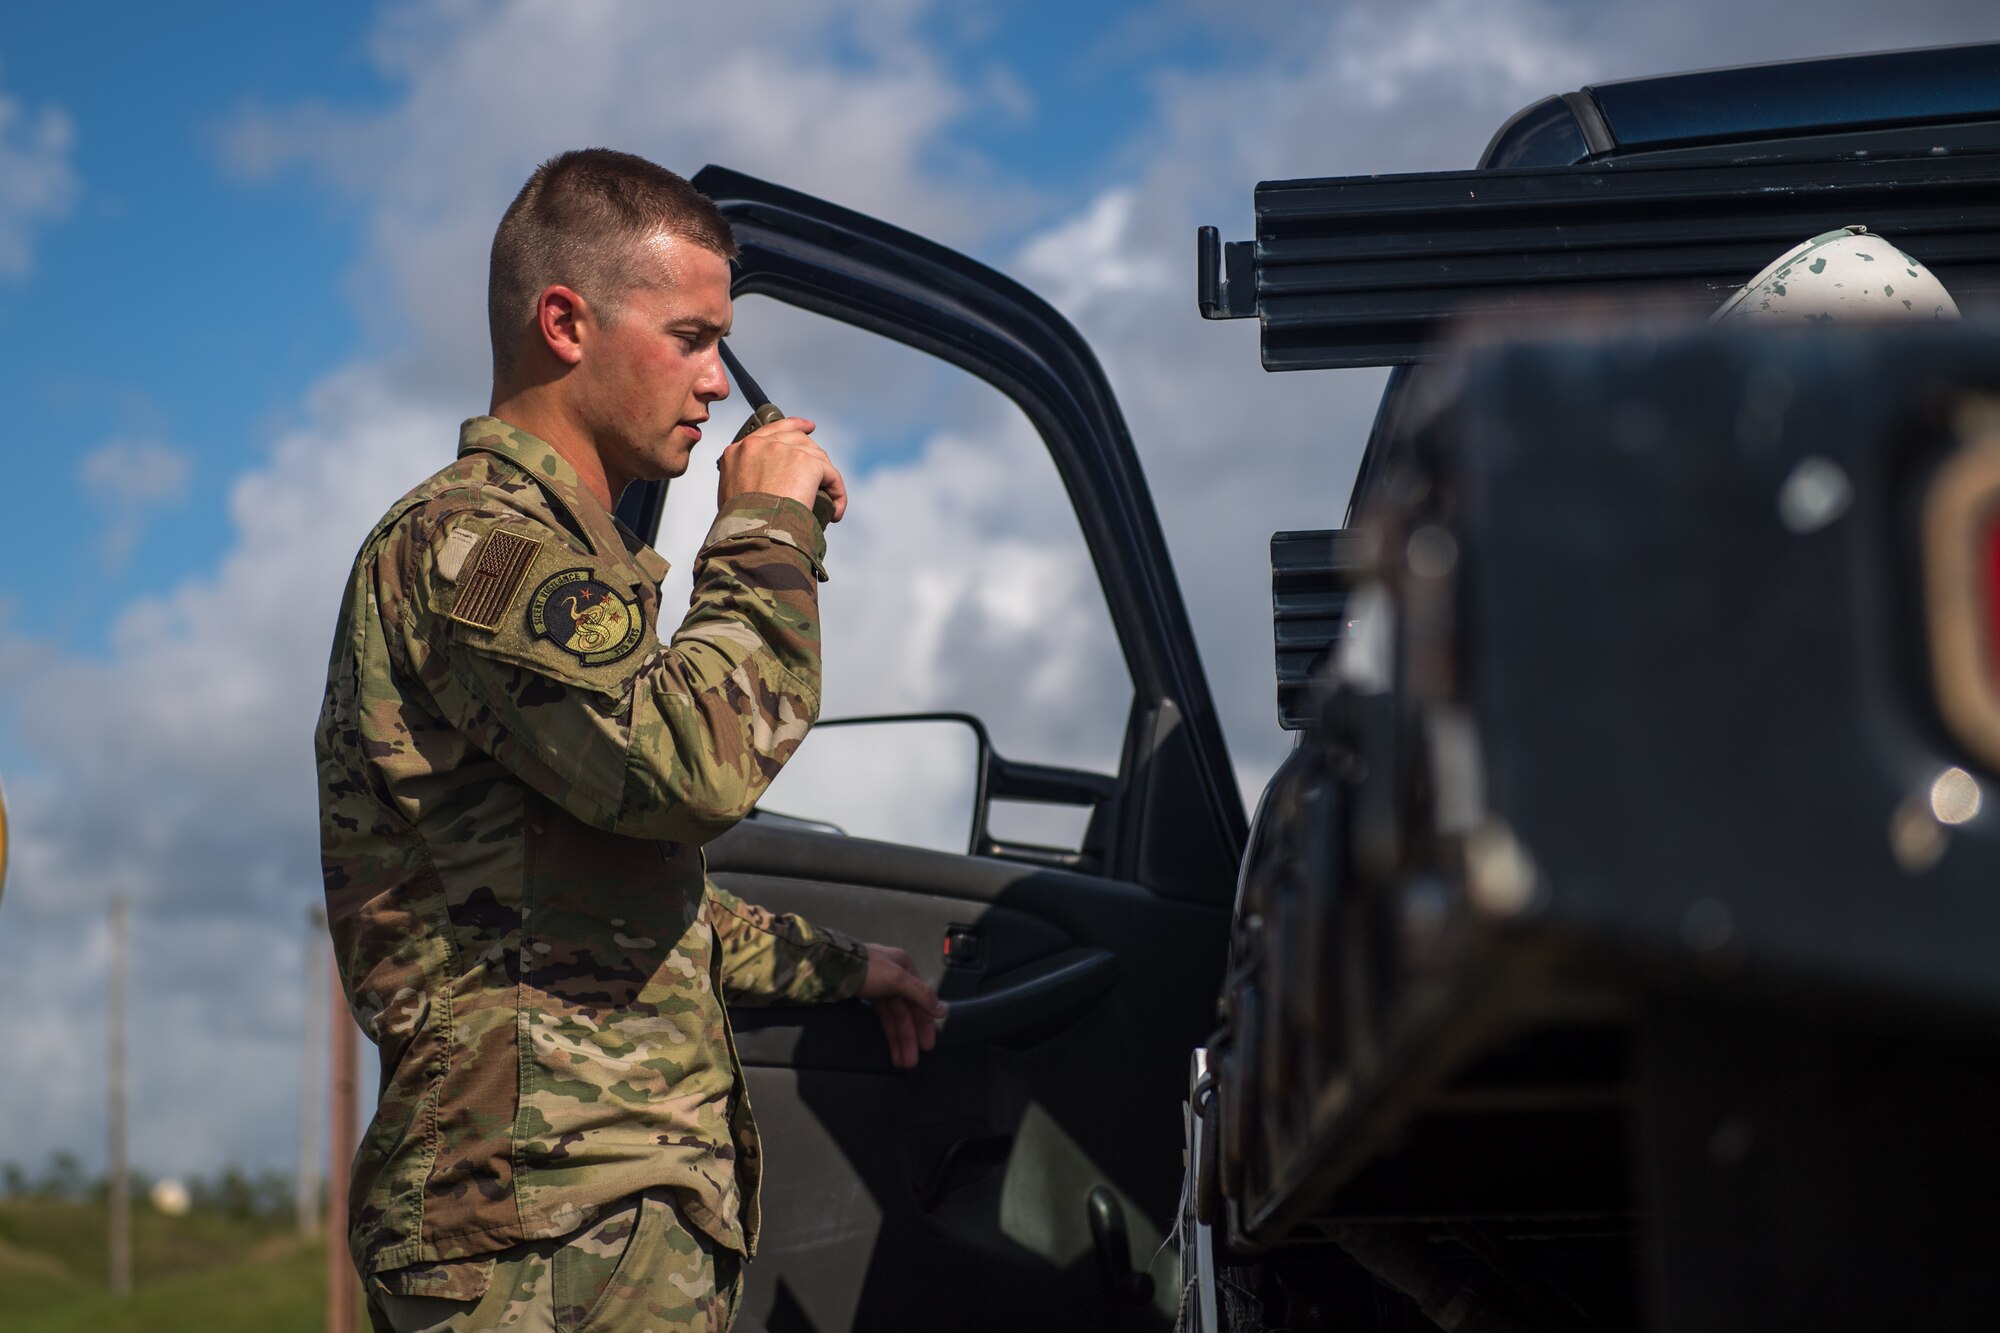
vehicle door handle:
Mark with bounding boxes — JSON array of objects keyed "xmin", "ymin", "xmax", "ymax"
[{"xmin": 936, "ymin": 948, "xmax": 1118, "ymax": 1049}]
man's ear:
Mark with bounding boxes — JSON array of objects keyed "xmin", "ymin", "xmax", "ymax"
[{"xmin": 535, "ymin": 285, "xmax": 588, "ymax": 366}]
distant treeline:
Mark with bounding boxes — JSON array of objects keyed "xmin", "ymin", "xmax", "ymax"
[{"xmin": 0, "ymin": 1152, "xmax": 302, "ymax": 1221}]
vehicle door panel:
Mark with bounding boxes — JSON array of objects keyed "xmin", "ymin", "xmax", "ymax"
[{"xmin": 711, "ymin": 821, "xmax": 1226, "ymax": 1331}]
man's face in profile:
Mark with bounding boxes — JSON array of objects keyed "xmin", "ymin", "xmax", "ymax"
[{"xmin": 577, "ymin": 231, "xmax": 734, "ymax": 489}]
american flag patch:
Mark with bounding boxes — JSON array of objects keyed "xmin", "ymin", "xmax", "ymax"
[{"xmin": 447, "ymin": 530, "xmax": 543, "ymax": 632}]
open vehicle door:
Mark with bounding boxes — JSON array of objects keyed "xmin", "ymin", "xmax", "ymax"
[{"xmin": 613, "ymin": 168, "xmax": 1246, "ymax": 1333}]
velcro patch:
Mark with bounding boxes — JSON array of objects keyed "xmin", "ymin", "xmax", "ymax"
[
  {"xmin": 447, "ymin": 530, "xmax": 543, "ymax": 632},
  {"xmin": 528, "ymin": 569, "xmax": 645, "ymax": 665},
  {"xmin": 435, "ymin": 526, "xmax": 482, "ymax": 583}
]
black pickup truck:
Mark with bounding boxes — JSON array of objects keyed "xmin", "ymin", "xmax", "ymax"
[{"xmin": 1182, "ymin": 40, "xmax": 2000, "ymax": 1333}]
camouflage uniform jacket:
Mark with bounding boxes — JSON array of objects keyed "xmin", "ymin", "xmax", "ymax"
[{"xmin": 316, "ymin": 416, "xmax": 869, "ymax": 1279}]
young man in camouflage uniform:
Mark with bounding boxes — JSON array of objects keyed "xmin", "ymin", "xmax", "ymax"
[{"xmin": 317, "ymin": 149, "xmax": 945, "ymax": 1332}]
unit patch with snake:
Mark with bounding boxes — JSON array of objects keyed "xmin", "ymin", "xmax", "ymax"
[{"xmin": 527, "ymin": 569, "xmax": 645, "ymax": 665}]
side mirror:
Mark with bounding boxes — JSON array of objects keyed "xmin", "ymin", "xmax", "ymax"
[
  {"xmin": 757, "ymin": 713, "xmax": 1119, "ymax": 873},
  {"xmin": 755, "ymin": 715, "xmax": 984, "ymax": 853}
]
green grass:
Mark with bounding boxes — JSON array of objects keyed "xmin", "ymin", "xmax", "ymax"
[{"xmin": 0, "ymin": 1201, "xmax": 365, "ymax": 1332}]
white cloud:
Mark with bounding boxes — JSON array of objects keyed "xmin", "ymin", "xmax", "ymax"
[
  {"xmin": 5, "ymin": 0, "xmax": 2000, "ymax": 1182},
  {"xmin": 1016, "ymin": 188, "xmax": 1173, "ymax": 314},
  {"xmin": 79, "ymin": 439, "xmax": 193, "ymax": 570},
  {"xmin": 80, "ymin": 439, "xmax": 191, "ymax": 509},
  {"xmin": 1352, "ymin": 0, "xmax": 1590, "ymax": 106},
  {"xmin": 0, "ymin": 68, "xmax": 76, "ymax": 278}
]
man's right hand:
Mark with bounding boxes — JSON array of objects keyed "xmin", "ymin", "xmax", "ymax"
[
  {"xmin": 716, "ymin": 416, "xmax": 847, "ymax": 523},
  {"xmin": 858, "ymin": 943, "xmax": 947, "ymax": 1070}
]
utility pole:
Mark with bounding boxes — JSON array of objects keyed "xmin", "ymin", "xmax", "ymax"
[
  {"xmin": 298, "ymin": 909, "xmax": 325, "ymax": 1238},
  {"xmin": 325, "ymin": 940, "xmax": 357, "ymax": 1333},
  {"xmin": 108, "ymin": 895, "xmax": 131, "ymax": 1298}
]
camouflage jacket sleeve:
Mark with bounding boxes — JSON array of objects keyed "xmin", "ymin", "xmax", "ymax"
[
  {"xmin": 704, "ymin": 878, "xmax": 871, "ymax": 1006},
  {"xmin": 390, "ymin": 491, "xmax": 827, "ymax": 846}
]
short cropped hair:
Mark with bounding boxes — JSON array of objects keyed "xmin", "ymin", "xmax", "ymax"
[{"xmin": 488, "ymin": 148, "xmax": 737, "ymax": 379}]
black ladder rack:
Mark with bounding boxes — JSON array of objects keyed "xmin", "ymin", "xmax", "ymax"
[{"xmin": 1200, "ymin": 151, "xmax": 2000, "ymax": 370}]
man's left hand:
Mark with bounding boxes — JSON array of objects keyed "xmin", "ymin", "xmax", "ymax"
[{"xmin": 860, "ymin": 944, "xmax": 946, "ymax": 1069}]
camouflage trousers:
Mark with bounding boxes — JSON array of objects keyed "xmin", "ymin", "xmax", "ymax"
[{"xmin": 364, "ymin": 1187, "xmax": 742, "ymax": 1333}]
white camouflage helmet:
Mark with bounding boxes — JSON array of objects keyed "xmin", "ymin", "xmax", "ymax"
[{"xmin": 1711, "ymin": 224, "xmax": 1960, "ymax": 324}]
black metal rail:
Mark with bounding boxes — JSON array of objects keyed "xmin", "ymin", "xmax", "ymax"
[{"xmin": 1200, "ymin": 152, "xmax": 2000, "ymax": 369}]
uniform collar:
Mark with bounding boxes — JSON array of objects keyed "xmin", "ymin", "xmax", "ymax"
[
  {"xmin": 458, "ymin": 415, "xmax": 601, "ymax": 522},
  {"xmin": 457, "ymin": 416, "xmax": 670, "ymax": 581}
]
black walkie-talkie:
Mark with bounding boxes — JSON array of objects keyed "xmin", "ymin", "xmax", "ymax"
[{"xmin": 717, "ymin": 341, "xmax": 836, "ymax": 529}]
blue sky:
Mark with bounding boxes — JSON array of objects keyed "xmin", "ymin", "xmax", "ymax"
[
  {"xmin": 1, "ymin": 9, "xmax": 378, "ymax": 627},
  {"xmin": 1, "ymin": 0, "xmax": 1993, "ymax": 1182}
]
